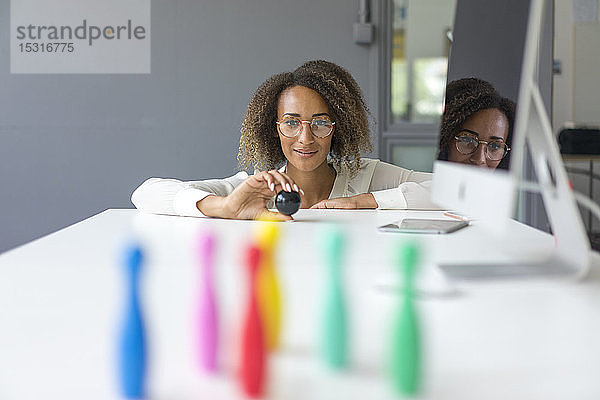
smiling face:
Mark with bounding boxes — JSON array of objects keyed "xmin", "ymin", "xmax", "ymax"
[
  {"xmin": 277, "ymin": 85, "xmax": 334, "ymax": 174},
  {"xmin": 447, "ymin": 108, "xmax": 509, "ymax": 169}
]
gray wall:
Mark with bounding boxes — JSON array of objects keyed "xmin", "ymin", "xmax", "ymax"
[{"xmin": 0, "ymin": 0, "xmax": 373, "ymax": 253}]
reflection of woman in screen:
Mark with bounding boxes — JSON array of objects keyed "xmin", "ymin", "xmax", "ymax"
[
  {"xmin": 132, "ymin": 60, "xmax": 438, "ymax": 221},
  {"xmin": 437, "ymin": 78, "xmax": 515, "ymax": 170}
]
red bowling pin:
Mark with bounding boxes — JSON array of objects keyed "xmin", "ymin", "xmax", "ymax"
[{"xmin": 240, "ymin": 244, "xmax": 266, "ymax": 398}]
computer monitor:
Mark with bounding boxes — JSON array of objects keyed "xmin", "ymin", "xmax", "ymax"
[{"xmin": 431, "ymin": 0, "xmax": 590, "ymax": 278}]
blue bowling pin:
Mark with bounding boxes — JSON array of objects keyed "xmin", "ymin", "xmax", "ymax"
[{"xmin": 118, "ymin": 245, "xmax": 146, "ymax": 399}]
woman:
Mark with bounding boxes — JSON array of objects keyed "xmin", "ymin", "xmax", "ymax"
[
  {"xmin": 132, "ymin": 60, "xmax": 438, "ymax": 221},
  {"xmin": 437, "ymin": 77, "xmax": 515, "ymax": 170}
]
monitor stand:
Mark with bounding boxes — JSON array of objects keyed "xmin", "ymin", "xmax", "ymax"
[{"xmin": 439, "ymin": 260, "xmax": 582, "ymax": 280}]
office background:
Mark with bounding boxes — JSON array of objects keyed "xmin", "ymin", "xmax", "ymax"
[{"xmin": 1, "ymin": 0, "xmax": 599, "ymax": 253}]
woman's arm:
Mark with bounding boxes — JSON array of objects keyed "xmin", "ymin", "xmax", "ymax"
[
  {"xmin": 311, "ymin": 160, "xmax": 441, "ymax": 210},
  {"xmin": 131, "ymin": 170, "xmax": 300, "ymax": 220},
  {"xmin": 130, "ymin": 172, "xmax": 248, "ymax": 217},
  {"xmin": 368, "ymin": 161, "xmax": 441, "ymax": 210},
  {"xmin": 309, "ymin": 193, "xmax": 378, "ymax": 209}
]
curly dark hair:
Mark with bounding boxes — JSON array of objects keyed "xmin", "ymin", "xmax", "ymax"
[
  {"xmin": 437, "ymin": 77, "xmax": 516, "ymax": 169},
  {"xmin": 238, "ymin": 60, "xmax": 373, "ymax": 176}
]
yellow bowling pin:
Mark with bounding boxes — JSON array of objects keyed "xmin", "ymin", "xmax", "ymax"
[{"xmin": 255, "ymin": 222, "xmax": 282, "ymax": 351}]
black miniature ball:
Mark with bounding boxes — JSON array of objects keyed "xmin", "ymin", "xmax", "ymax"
[{"xmin": 275, "ymin": 190, "xmax": 302, "ymax": 216}]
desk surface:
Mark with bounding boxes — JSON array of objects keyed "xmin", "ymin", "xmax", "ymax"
[{"xmin": 1, "ymin": 209, "xmax": 599, "ymax": 399}]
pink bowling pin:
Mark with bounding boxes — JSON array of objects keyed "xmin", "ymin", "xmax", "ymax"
[{"xmin": 197, "ymin": 232, "xmax": 218, "ymax": 372}]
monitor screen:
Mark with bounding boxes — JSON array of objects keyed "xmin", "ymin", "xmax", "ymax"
[
  {"xmin": 444, "ymin": 0, "xmax": 531, "ymax": 172},
  {"xmin": 432, "ymin": 0, "xmax": 539, "ymax": 227}
]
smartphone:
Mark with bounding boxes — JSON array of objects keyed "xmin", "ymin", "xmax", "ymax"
[{"xmin": 377, "ymin": 218, "xmax": 469, "ymax": 234}]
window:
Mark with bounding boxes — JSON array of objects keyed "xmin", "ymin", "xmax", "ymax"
[{"xmin": 380, "ymin": 0, "xmax": 457, "ymax": 171}]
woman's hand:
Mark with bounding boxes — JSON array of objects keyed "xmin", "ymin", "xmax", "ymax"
[
  {"xmin": 310, "ymin": 193, "xmax": 378, "ymax": 209},
  {"xmin": 197, "ymin": 170, "xmax": 301, "ymax": 221}
]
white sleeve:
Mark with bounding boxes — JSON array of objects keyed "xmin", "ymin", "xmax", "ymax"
[
  {"xmin": 368, "ymin": 161, "xmax": 442, "ymax": 210},
  {"xmin": 130, "ymin": 172, "xmax": 249, "ymax": 217}
]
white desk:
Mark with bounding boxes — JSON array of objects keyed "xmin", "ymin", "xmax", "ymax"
[{"xmin": 1, "ymin": 209, "xmax": 599, "ymax": 399}]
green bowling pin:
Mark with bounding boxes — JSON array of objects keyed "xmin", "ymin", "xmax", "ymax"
[
  {"xmin": 319, "ymin": 225, "xmax": 348, "ymax": 369},
  {"xmin": 390, "ymin": 240, "xmax": 421, "ymax": 395}
]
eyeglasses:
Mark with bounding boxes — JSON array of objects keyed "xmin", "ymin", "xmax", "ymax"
[
  {"xmin": 454, "ymin": 131, "xmax": 510, "ymax": 161},
  {"xmin": 276, "ymin": 116, "xmax": 335, "ymax": 138}
]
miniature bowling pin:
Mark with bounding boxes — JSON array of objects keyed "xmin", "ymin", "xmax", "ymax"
[
  {"xmin": 390, "ymin": 241, "xmax": 421, "ymax": 395},
  {"xmin": 320, "ymin": 225, "xmax": 348, "ymax": 368},
  {"xmin": 240, "ymin": 244, "xmax": 266, "ymax": 398},
  {"xmin": 256, "ymin": 222, "xmax": 282, "ymax": 351},
  {"xmin": 197, "ymin": 232, "xmax": 218, "ymax": 373},
  {"xmin": 118, "ymin": 244, "xmax": 147, "ymax": 399}
]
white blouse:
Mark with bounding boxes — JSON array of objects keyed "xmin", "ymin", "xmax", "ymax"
[{"xmin": 131, "ymin": 158, "xmax": 440, "ymax": 217}]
